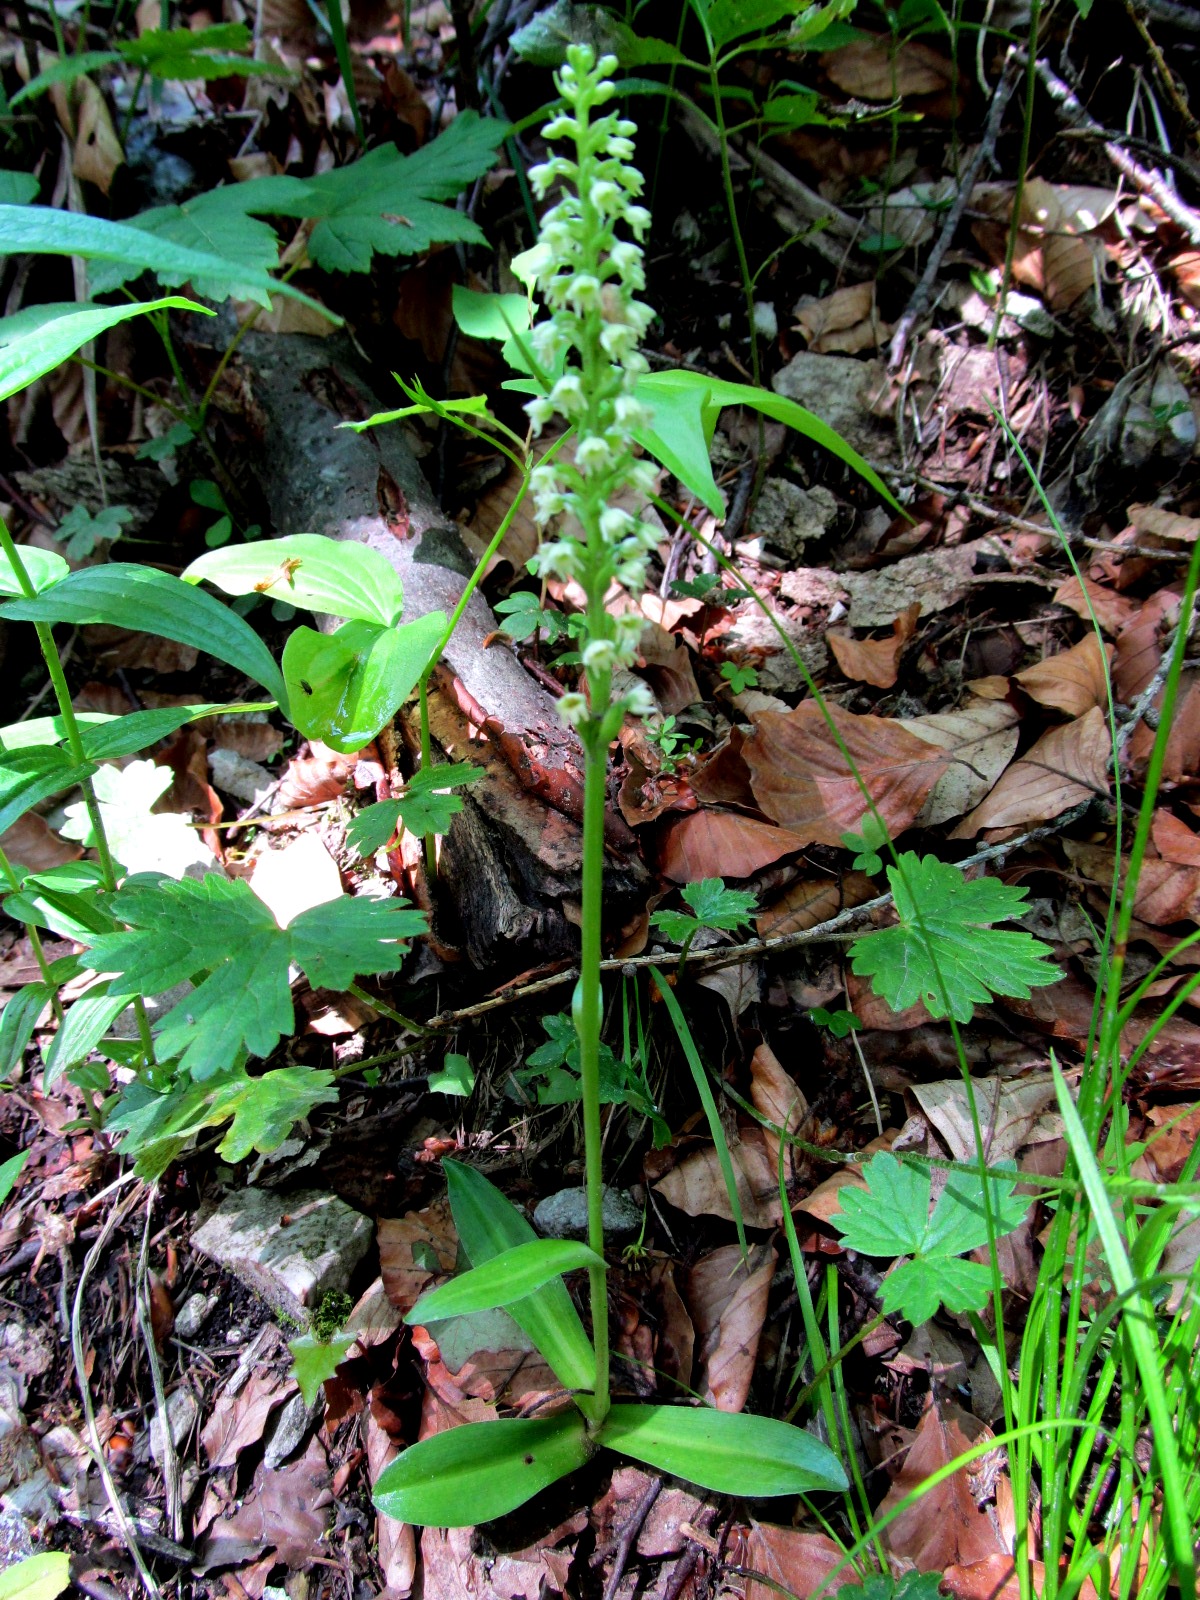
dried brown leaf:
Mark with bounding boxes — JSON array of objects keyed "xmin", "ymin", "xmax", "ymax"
[
  {"xmin": 1053, "ymin": 575, "xmax": 1139, "ymax": 635},
  {"xmin": 201, "ymin": 1368, "xmax": 297, "ymax": 1469},
  {"xmin": 637, "ymin": 621, "xmax": 700, "ymax": 716},
  {"xmin": 911, "ymin": 1074, "xmax": 1062, "ymax": 1165},
  {"xmin": 1128, "ymin": 503, "xmax": 1200, "ymax": 545},
  {"xmin": 366, "ymin": 1411, "xmax": 417, "ymax": 1596},
  {"xmin": 277, "ymin": 741, "xmax": 359, "ymax": 808},
  {"xmin": 756, "ymin": 872, "xmax": 877, "ymax": 940},
  {"xmin": 750, "ymin": 1041, "xmax": 807, "ymax": 1171},
  {"xmin": 657, "ymin": 809, "xmax": 806, "ymax": 883},
  {"xmin": 1113, "ymin": 588, "xmax": 1181, "ymax": 701},
  {"xmin": 1015, "ymin": 634, "xmax": 1113, "ymax": 717},
  {"xmin": 902, "ymin": 701, "xmax": 1021, "ymax": 827},
  {"xmin": 655, "ymin": 1126, "xmax": 780, "ymax": 1228},
  {"xmin": 825, "ymin": 35, "xmax": 957, "ymax": 100},
  {"xmin": 827, "ymin": 603, "xmax": 919, "ymax": 688},
  {"xmin": 794, "ymin": 283, "xmax": 884, "ymax": 354},
  {"xmin": 953, "ymin": 707, "xmax": 1110, "ymax": 834},
  {"xmin": 740, "ymin": 1523, "xmax": 851, "ymax": 1600},
  {"xmin": 1065, "ymin": 839, "xmax": 1200, "ymax": 927},
  {"xmin": 198, "ymin": 1436, "xmax": 331, "ymax": 1572},
  {"xmin": 687, "ymin": 1242, "xmax": 775, "ymax": 1412},
  {"xmin": 378, "ymin": 1196, "xmax": 457, "ymax": 1317},
  {"xmin": 743, "ymin": 703, "xmax": 950, "ymax": 845},
  {"xmin": 880, "ymin": 1402, "xmax": 1009, "ymax": 1570},
  {"xmin": 1152, "ymin": 811, "xmax": 1200, "ymax": 867},
  {"xmin": 0, "ymin": 815, "xmax": 82, "ymax": 873}
]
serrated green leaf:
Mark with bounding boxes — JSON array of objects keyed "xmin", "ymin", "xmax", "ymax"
[
  {"xmin": 600, "ymin": 1404, "xmax": 847, "ymax": 1496},
  {"xmin": 0, "ymin": 746, "xmax": 97, "ymax": 836},
  {"xmin": 681, "ymin": 877, "xmax": 756, "ymax": 930},
  {"xmin": 84, "ymin": 874, "xmax": 422, "ymax": 1080},
  {"xmin": 832, "ymin": 1154, "xmax": 929, "ymax": 1259},
  {"xmin": 185, "ymin": 533, "xmax": 406, "ymax": 626},
  {"xmin": 923, "ymin": 1161, "xmax": 1028, "ymax": 1257},
  {"xmin": 346, "ymin": 800, "xmax": 403, "ymax": 858},
  {"xmin": 881, "ymin": 1256, "xmax": 992, "ymax": 1324},
  {"xmin": 428, "ymin": 1053, "xmax": 475, "ymax": 1096},
  {"xmin": 407, "ymin": 1239, "xmax": 603, "ymax": 1324},
  {"xmin": 443, "ymin": 1160, "xmax": 598, "ymax": 1406},
  {"xmin": 88, "ymin": 192, "xmax": 287, "ymax": 302},
  {"xmin": 0, "ymin": 564, "xmax": 287, "ymax": 707},
  {"xmin": 849, "ymin": 853, "xmax": 1061, "ymax": 1022},
  {"xmin": 55, "ymin": 502, "xmax": 133, "ymax": 559},
  {"xmin": 283, "ymin": 612, "xmax": 446, "ymax": 753},
  {"xmin": 0, "ymin": 1552, "xmax": 71, "ymax": 1600},
  {"xmin": 288, "ymin": 1332, "xmax": 355, "ymax": 1405},
  {"xmin": 374, "ymin": 1412, "xmax": 592, "ymax": 1526}
]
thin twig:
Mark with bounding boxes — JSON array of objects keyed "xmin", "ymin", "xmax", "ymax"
[
  {"xmin": 889, "ymin": 52, "xmax": 1019, "ymax": 372},
  {"xmin": 136, "ymin": 1186, "xmax": 182, "ymax": 1543}
]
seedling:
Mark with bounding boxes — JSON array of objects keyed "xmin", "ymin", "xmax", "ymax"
[
  {"xmin": 651, "ymin": 875, "xmax": 756, "ymax": 973},
  {"xmin": 810, "ymin": 1006, "xmax": 860, "ymax": 1039},
  {"xmin": 55, "ymin": 503, "xmax": 133, "ymax": 560},
  {"xmin": 719, "ymin": 660, "xmax": 758, "ymax": 694},
  {"xmin": 841, "ymin": 812, "xmax": 889, "ymax": 875},
  {"xmin": 642, "ymin": 713, "xmax": 701, "ymax": 773}
]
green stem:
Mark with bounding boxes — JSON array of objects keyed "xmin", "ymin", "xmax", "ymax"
[
  {"xmin": 200, "ymin": 258, "xmax": 304, "ymax": 422},
  {"xmin": 0, "ymin": 844, "xmax": 66, "ymax": 1027},
  {"xmin": 120, "ymin": 64, "xmax": 146, "ymax": 146},
  {"xmin": 575, "ymin": 729, "xmax": 610, "ymax": 1426}
]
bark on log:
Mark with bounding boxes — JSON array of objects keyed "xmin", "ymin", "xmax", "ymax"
[{"xmin": 198, "ymin": 326, "xmax": 649, "ymax": 972}]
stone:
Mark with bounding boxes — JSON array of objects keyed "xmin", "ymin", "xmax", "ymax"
[
  {"xmin": 174, "ymin": 1291, "xmax": 217, "ymax": 1340},
  {"xmin": 190, "ymin": 1188, "xmax": 373, "ymax": 1326},
  {"xmin": 772, "ymin": 352, "xmax": 898, "ymax": 464},
  {"xmin": 208, "ymin": 748, "xmax": 276, "ymax": 806},
  {"xmin": 748, "ymin": 479, "xmax": 838, "ymax": 560},
  {"xmin": 151, "ymin": 1385, "xmax": 198, "ymax": 1463},
  {"xmin": 533, "ymin": 1187, "xmax": 641, "ymax": 1243}
]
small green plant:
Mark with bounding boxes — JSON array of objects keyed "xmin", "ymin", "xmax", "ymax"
[
  {"xmin": 427, "ymin": 1053, "xmax": 475, "ymax": 1096},
  {"xmin": 642, "ymin": 713, "xmax": 700, "ymax": 772},
  {"xmin": 651, "ymin": 875, "xmax": 756, "ymax": 971},
  {"xmin": 55, "ymin": 503, "xmax": 133, "ymax": 560},
  {"xmin": 810, "ymin": 1006, "xmax": 860, "ymax": 1038},
  {"xmin": 493, "ymin": 590, "xmax": 575, "ymax": 646},
  {"xmin": 719, "ymin": 660, "xmax": 758, "ymax": 694},
  {"xmin": 841, "ymin": 812, "xmax": 889, "ymax": 875},
  {"xmin": 347, "ymin": 763, "xmax": 485, "ymax": 857}
]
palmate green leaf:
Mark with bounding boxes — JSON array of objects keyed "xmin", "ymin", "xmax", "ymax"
[
  {"xmin": 1, "ymin": 565, "xmax": 287, "ymax": 708},
  {"xmin": 346, "ymin": 799, "xmax": 403, "ymax": 858},
  {"xmin": 407, "ymin": 1239, "xmax": 603, "ymax": 1325},
  {"xmin": 374, "ymin": 1412, "xmax": 593, "ymax": 1527},
  {"xmin": 11, "ymin": 24, "xmax": 287, "ymax": 106},
  {"xmin": 849, "ymin": 853, "xmax": 1061, "ymax": 1023},
  {"xmin": 0, "ymin": 207, "xmax": 331, "ymax": 316},
  {"xmin": 283, "ymin": 613, "xmax": 446, "ymax": 754},
  {"xmin": 88, "ymin": 191, "xmax": 288, "ymax": 303},
  {"xmin": 882, "ymin": 1255, "xmax": 992, "ymax": 1325},
  {"xmin": 288, "ymin": 1332, "xmax": 355, "ymax": 1406},
  {"xmin": 84, "ymin": 873, "xmax": 425, "ymax": 1080},
  {"xmin": 107, "ymin": 1062, "xmax": 338, "ymax": 1177},
  {"xmin": 0, "ymin": 746, "xmax": 96, "ymax": 836},
  {"xmin": 652, "ymin": 877, "xmax": 756, "ymax": 943},
  {"xmin": 185, "ymin": 534, "xmax": 406, "ymax": 626},
  {"xmin": 395, "ymin": 761, "xmax": 484, "ymax": 838},
  {"xmin": 0, "ymin": 296, "xmax": 210, "ymax": 403},
  {"xmin": 600, "ymin": 1404, "xmax": 848, "ymax": 1496},
  {"xmin": 442, "ymin": 1160, "xmax": 598, "ymax": 1405}
]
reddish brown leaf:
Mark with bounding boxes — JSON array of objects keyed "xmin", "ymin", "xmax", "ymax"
[
  {"xmin": 687, "ymin": 1242, "xmax": 775, "ymax": 1412},
  {"xmin": 902, "ymin": 701, "xmax": 1020, "ymax": 827},
  {"xmin": 657, "ymin": 809, "xmax": 806, "ymax": 883},
  {"xmin": 277, "ymin": 741, "xmax": 360, "ymax": 808},
  {"xmin": 1113, "ymin": 588, "xmax": 1181, "ymax": 701},
  {"xmin": 827, "ymin": 603, "xmax": 920, "ymax": 689},
  {"xmin": 655, "ymin": 1126, "xmax": 781, "ymax": 1228},
  {"xmin": 1065, "ymin": 839, "xmax": 1200, "ymax": 927},
  {"xmin": 825, "ymin": 34, "xmax": 958, "ymax": 100},
  {"xmin": 743, "ymin": 703, "xmax": 950, "ymax": 845},
  {"xmin": 1142, "ymin": 1104, "xmax": 1200, "ymax": 1183},
  {"xmin": 756, "ymin": 872, "xmax": 877, "ymax": 939},
  {"xmin": 378, "ymin": 1197, "xmax": 457, "ymax": 1317},
  {"xmin": 1053, "ymin": 575, "xmax": 1139, "ymax": 636},
  {"xmin": 750, "ymin": 1041, "xmax": 807, "ymax": 1170},
  {"xmin": 637, "ymin": 621, "xmax": 701, "ymax": 716},
  {"xmin": 740, "ymin": 1523, "xmax": 851, "ymax": 1600},
  {"xmin": 0, "ymin": 814, "xmax": 82, "ymax": 873},
  {"xmin": 201, "ymin": 1366, "xmax": 297, "ymax": 1470},
  {"xmin": 1152, "ymin": 811, "xmax": 1200, "ymax": 867},
  {"xmin": 879, "ymin": 1402, "xmax": 1009, "ymax": 1571},
  {"xmin": 690, "ymin": 729, "xmax": 757, "ymax": 810},
  {"xmin": 366, "ymin": 1411, "xmax": 416, "ymax": 1596},
  {"xmin": 953, "ymin": 707, "xmax": 1110, "ymax": 834},
  {"xmin": 942, "ymin": 1557, "xmax": 1099, "ymax": 1600},
  {"xmin": 211, "ymin": 719, "xmax": 285, "ymax": 761},
  {"xmin": 1127, "ymin": 674, "xmax": 1200, "ymax": 783},
  {"xmin": 198, "ymin": 1437, "xmax": 331, "ymax": 1573},
  {"xmin": 1128, "ymin": 503, "xmax": 1200, "ymax": 545},
  {"xmin": 1015, "ymin": 634, "xmax": 1113, "ymax": 717},
  {"xmin": 649, "ymin": 1258, "xmax": 695, "ymax": 1393}
]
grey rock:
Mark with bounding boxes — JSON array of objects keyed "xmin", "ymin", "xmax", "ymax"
[
  {"xmin": 208, "ymin": 747, "xmax": 276, "ymax": 806},
  {"xmin": 151, "ymin": 1385, "xmax": 198, "ymax": 1463},
  {"xmin": 772, "ymin": 352, "xmax": 897, "ymax": 465},
  {"xmin": 174, "ymin": 1291, "xmax": 217, "ymax": 1341},
  {"xmin": 190, "ymin": 1188, "xmax": 373, "ymax": 1325},
  {"xmin": 533, "ymin": 1186, "xmax": 641, "ymax": 1242},
  {"xmin": 263, "ymin": 1391, "xmax": 316, "ymax": 1470},
  {"xmin": 748, "ymin": 479, "xmax": 838, "ymax": 560}
]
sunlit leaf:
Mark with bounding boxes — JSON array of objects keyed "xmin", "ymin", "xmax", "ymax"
[
  {"xmin": 283, "ymin": 613, "xmax": 446, "ymax": 754},
  {"xmin": 185, "ymin": 534, "xmax": 406, "ymax": 627},
  {"xmin": 407, "ymin": 1239, "xmax": 603, "ymax": 1324},
  {"xmin": 600, "ymin": 1404, "xmax": 848, "ymax": 1496}
]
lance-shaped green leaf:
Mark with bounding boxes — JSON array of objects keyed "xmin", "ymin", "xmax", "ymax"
[
  {"xmin": 0, "ymin": 746, "xmax": 96, "ymax": 835},
  {"xmin": 373, "ymin": 1413, "xmax": 593, "ymax": 1527},
  {"xmin": 1, "ymin": 703, "xmax": 273, "ymax": 760},
  {"xmin": 442, "ymin": 1160, "xmax": 598, "ymax": 1404},
  {"xmin": 0, "ymin": 541, "xmax": 67, "ymax": 596},
  {"xmin": 407, "ymin": 1239, "xmax": 604, "ymax": 1325},
  {"xmin": 600, "ymin": 1404, "xmax": 848, "ymax": 1496},
  {"xmin": 283, "ymin": 612, "xmax": 446, "ymax": 754},
  {"xmin": 0, "ymin": 565, "xmax": 287, "ymax": 708},
  {"xmin": 185, "ymin": 534, "xmax": 406, "ymax": 627},
  {"xmin": 0, "ymin": 296, "xmax": 210, "ymax": 402},
  {"xmin": 0, "ymin": 982, "xmax": 52, "ymax": 1079},
  {"xmin": 0, "ymin": 1551, "xmax": 71, "ymax": 1600}
]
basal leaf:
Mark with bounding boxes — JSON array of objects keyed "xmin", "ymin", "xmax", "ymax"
[
  {"xmin": 283, "ymin": 613, "xmax": 445, "ymax": 753},
  {"xmin": 406, "ymin": 1239, "xmax": 603, "ymax": 1324},
  {"xmin": 1, "ymin": 565, "xmax": 287, "ymax": 706},
  {"xmin": 373, "ymin": 1413, "xmax": 592, "ymax": 1527},
  {"xmin": 428, "ymin": 1053, "xmax": 475, "ymax": 1096},
  {"xmin": 600, "ymin": 1404, "xmax": 848, "ymax": 1496},
  {"xmin": 684, "ymin": 877, "xmax": 756, "ymax": 929},
  {"xmin": 442, "ymin": 1160, "xmax": 598, "ymax": 1403},
  {"xmin": 185, "ymin": 533, "xmax": 406, "ymax": 626},
  {"xmin": 849, "ymin": 853, "xmax": 1061, "ymax": 1022}
]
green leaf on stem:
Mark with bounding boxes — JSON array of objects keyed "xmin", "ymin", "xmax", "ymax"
[
  {"xmin": 0, "ymin": 543, "xmax": 68, "ymax": 596},
  {"xmin": 0, "ymin": 1552, "xmax": 71, "ymax": 1600},
  {"xmin": 282, "ymin": 612, "xmax": 446, "ymax": 754},
  {"xmin": 373, "ymin": 1413, "xmax": 593, "ymax": 1527},
  {"xmin": 0, "ymin": 296, "xmax": 211, "ymax": 402},
  {"xmin": 427, "ymin": 1053, "xmax": 475, "ymax": 1096},
  {"xmin": 0, "ymin": 1149, "xmax": 29, "ymax": 1208},
  {"xmin": 650, "ymin": 876, "xmax": 756, "ymax": 943},
  {"xmin": 185, "ymin": 534, "xmax": 406, "ymax": 628},
  {"xmin": 599, "ymin": 1403, "xmax": 848, "ymax": 1496},
  {"xmin": 0, "ymin": 746, "xmax": 97, "ymax": 836},
  {"xmin": 442, "ymin": 1160, "xmax": 598, "ymax": 1400},
  {"xmin": 407, "ymin": 1239, "xmax": 604, "ymax": 1325}
]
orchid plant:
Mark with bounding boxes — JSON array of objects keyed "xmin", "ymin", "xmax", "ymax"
[{"xmin": 372, "ymin": 45, "xmax": 848, "ymax": 1529}]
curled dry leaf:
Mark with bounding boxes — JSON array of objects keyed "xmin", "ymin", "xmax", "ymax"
[
  {"xmin": 1128, "ymin": 503, "xmax": 1200, "ymax": 545},
  {"xmin": 655, "ymin": 1125, "xmax": 780, "ymax": 1228},
  {"xmin": 277, "ymin": 741, "xmax": 361, "ymax": 809},
  {"xmin": 198, "ymin": 1436, "xmax": 332, "ymax": 1572},
  {"xmin": 649, "ymin": 1258, "xmax": 695, "ymax": 1393},
  {"xmin": 637, "ymin": 621, "xmax": 701, "ymax": 716},
  {"xmin": 911, "ymin": 1073, "xmax": 1062, "ymax": 1166},
  {"xmin": 902, "ymin": 700, "xmax": 1020, "ymax": 828},
  {"xmin": 1113, "ymin": 587, "xmax": 1181, "ymax": 701},
  {"xmin": 1064, "ymin": 839, "xmax": 1200, "ymax": 927},
  {"xmin": 1015, "ymin": 634, "xmax": 1114, "ymax": 717},
  {"xmin": 366, "ymin": 1410, "xmax": 417, "ymax": 1597},
  {"xmin": 827, "ymin": 603, "xmax": 920, "ymax": 689},
  {"xmin": 794, "ymin": 282, "xmax": 885, "ymax": 355},
  {"xmin": 880, "ymin": 1401, "xmax": 1009, "ymax": 1571},
  {"xmin": 201, "ymin": 1368, "xmax": 298, "ymax": 1470},
  {"xmin": 743, "ymin": 703, "xmax": 950, "ymax": 845},
  {"xmin": 750, "ymin": 1041, "xmax": 807, "ymax": 1172},
  {"xmin": 952, "ymin": 706, "xmax": 1110, "ymax": 834},
  {"xmin": 756, "ymin": 871, "xmax": 877, "ymax": 940},
  {"xmin": 0, "ymin": 815, "xmax": 82, "ymax": 874},
  {"xmin": 687, "ymin": 1242, "xmax": 776, "ymax": 1413},
  {"xmin": 1053, "ymin": 575, "xmax": 1139, "ymax": 636},
  {"xmin": 689, "ymin": 729, "xmax": 757, "ymax": 810},
  {"xmin": 972, "ymin": 179, "xmax": 1116, "ymax": 311},
  {"xmin": 1127, "ymin": 674, "xmax": 1200, "ymax": 784},
  {"xmin": 740, "ymin": 1523, "xmax": 849, "ymax": 1600},
  {"xmin": 1152, "ymin": 811, "xmax": 1200, "ymax": 867},
  {"xmin": 657, "ymin": 808, "xmax": 807, "ymax": 884}
]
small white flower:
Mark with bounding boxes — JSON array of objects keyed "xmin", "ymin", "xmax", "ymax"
[
  {"xmin": 582, "ymin": 638, "xmax": 618, "ymax": 673},
  {"xmin": 576, "ymin": 436, "xmax": 612, "ymax": 474},
  {"xmin": 590, "ymin": 180, "xmax": 621, "ymax": 213},
  {"xmin": 616, "ymin": 558, "xmax": 647, "ymax": 590},
  {"xmin": 566, "ymin": 274, "xmax": 602, "ymax": 312},
  {"xmin": 549, "ymin": 373, "xmax": 586, "ymax": 416},
  {"xmin": 614, "ymin": 394, "xmax": 651, "ymax": 430},
  {"xmin": 615, "ymin": 611, "xmax": 645, "ymax": 651},
  {"xmin": 600, "ymin": 507, "xmax": 633, "ymax": 540},
  {"xmin": 628, "ymin": 459, "xmax": 658, "ymax": 495},
  {"xmin": 599, "ymin": 323, "xmax": 637, "ymax": 361},
  {"xmin": 525, "ymin": 396, "xmax": 554, "ymax": 433},
  {"xmin": 623, "ymin": 679, "xmax": 657, "ymax": 719},
  {"xmin": 557, "ymin": 691, "xmax": 589, "ymax": 728},
  {"xmin": 625, "ymin": 205, "xmax": 652, "ymax": 238}
]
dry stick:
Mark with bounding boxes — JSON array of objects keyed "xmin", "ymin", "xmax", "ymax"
[
  {"xmin": 70, "ymin": 1177, "xmax": 163, "ymax": 1600},
  {"xmin": 136, "ymin": 1186, "xmax": 182, "ymax": 1544},
  {"xmin": 427, "ymin": 812, "xmax": 1089, "ymax": 1029},
  {"xmin": 1026, "ymin": 52, "xmax": 1200, "ymax": 244},
  {"xmin": 888, "ymin": 53, "xmax": 1019, "ymax": 373}
]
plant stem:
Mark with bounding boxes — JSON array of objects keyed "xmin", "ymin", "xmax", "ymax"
[
  {"xmin": 0, "ymin": 844, "xmax": 66, "ymax": 1027},
  {"xmin": 709, "ymin": 53, "xmax": 761, "ymax": 388}
]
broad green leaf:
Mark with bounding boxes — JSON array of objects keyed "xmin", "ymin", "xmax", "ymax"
[
  {"xmin": 442, "ymin": 1159, "xmax": 597, "ymax": 1402},
  {"xmin": 288, "ymin": 1333, "xmax": 355, "ymax": 1405},
  {"xmin": 85, "ymin": 874, "xmax": 424, "ymax": 1080},
  {"xmin": 0, "ymin": 984, "xmax": 51, "ymax": 1079},
  {"xmin": 849, "ymin": 853, "xmax": 1060, "ymax": 1022},
  {"xmin": 185, "ymin": 533, "xmax": 406, "ymax": 626},
  {"xmin": 43, "ymin": 985, "xmax": 129, "ymax": 1083},
  {"xmin": 407, "ymin": 1239, "xmax": 603, "ymax": 1324},
  {"xmin": 81, "ymin": 703, "xmax": 273, "ymax": 760},
  {"xmin": 924, "ymin": 1161, "xmax": 1028, "ymax": 1258},
  {"xmin": 882, "ymin": 1255, "xmax": 992, "ymax": 1324},
  {"xmin": 283, "ymin": 612, "xmax": 446, "ymax": 753},
  {"xmin": 0, "ymin": 206, "xmax": 330, "ymax": 316},
  {"xmin": 4, "ymin": 865, "xmax": 113, "ymax": 943},
  {"xmin": 600, "ymin": 1404, "xmax": 848, "ymax": 1495},
  {"xmin": 452, "ymin": 286, "xmax": 531, "ymax": 342},
  {"xmin": 0, "ymin": 171, "xmax": 38, "ymax": 205},
  {"xmin": 0, "ymin": 712, "xmax": 112, "ymax": 751},
  {"xmin": 88, "ymin": 191, "xmax": 288, "ymax": 302},
  {"xmin": 704, "ymin": 0, "xmax": 851, "ymax": 48},
  {"xmin": 651, "ymin": 877, "xmax": 756, "ymax": 943},
  {"xmin": 0, "ymin": 1148, "xmax": 29, "ymax": 1207},
  {"xmin": 0, "ymin": 1552, "xmax": 71, "ymax": 1600},
  {"xmin": 428, "ymin": 1053, "xmax": 475, "ymax": 1096},
  {"xmin": 633, "ymin": 369, "xmax": 900, "ymax": 516},
  {"xmin": 0, "ymin": 542, "xmax": 67, "ymax": 596},
  {"xmin": 373, "ymin": 1413, "xmax": 592, "ymax": 1527},
  {"xmin": 346, "ymin": 799, "xmax": 403, "ymax": 857},
  {"xmin": 0, "ymin": 746, "xmax": 96, "ymax": 836},
  {"xmin": 0, "ymin": 565, "xmax": 287, "ymax": 708},
  {"xmin": 831, "ymin": 1154, "xmax": 928, "ymax": 1258}
]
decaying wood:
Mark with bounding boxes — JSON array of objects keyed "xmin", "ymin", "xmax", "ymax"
[{"xmin": 188, "ymin": 322, "xmax": 647, "ymax": 970}]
